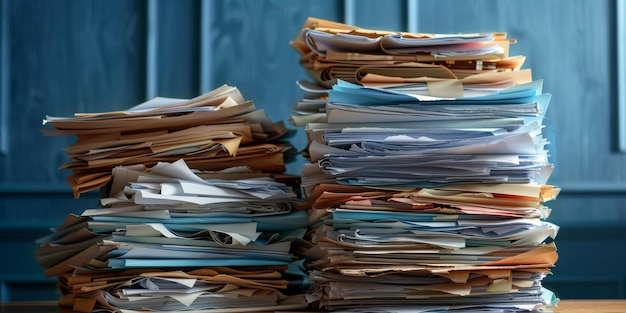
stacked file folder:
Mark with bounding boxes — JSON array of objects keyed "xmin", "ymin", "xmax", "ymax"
[
  {"xmin": 292, "ymin": 17, "xmax": 561, "ymax": 312},
  {"xmin": 37, "ymin": 86, "xmax": 309, "ymax": 312}
]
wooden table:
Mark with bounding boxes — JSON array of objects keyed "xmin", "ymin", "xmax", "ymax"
[
  {"xmin": 0, "ymin": 300, "xmax": 625, "ymax": 312},
  {"xmin": 551, "ymin": 300, "xmax": 626, "ymax": 312}
]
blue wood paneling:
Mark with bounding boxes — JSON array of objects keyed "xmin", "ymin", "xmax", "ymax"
[
  {"xmin": 0, "ymin": 0, "xmax": 624, "ymax": 302},
  {"xmin": 347, "ymin": 0, "xmax": 406, "ymax": 31},
  {"xmin": 153, "ymin": 0, "xmax": 201, "ymax": 98},
  {"xmin": 0, "ymin": 225, "xmax": 58, "ymax": 301},
  {"xmin": 542, "ymin": 225, "xmax": 626, "ymax": 299}
]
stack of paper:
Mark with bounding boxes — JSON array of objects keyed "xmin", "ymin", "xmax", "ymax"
[
  {"xmin": 37, "ymin": 85, "xmax": 309, "ymax": 312},
  {"xmin": 291, "ymin": 17, "xmax": 561, "ymax": 312},
  {"xmin": 42, "ymin": 84, "xmax": 293, "ymax": 198}
]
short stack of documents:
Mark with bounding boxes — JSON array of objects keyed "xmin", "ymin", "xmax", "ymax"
[
  {"xmin": 291, "ymin": 17, "xmax": 561, "ymax": 312},
  {"xmin": 37, "ymin": 85, "xmax": 309, "ymax": 312},
  {"xmin": 42, "ymin": 84, "xmax": 293, "ymax": 199}
]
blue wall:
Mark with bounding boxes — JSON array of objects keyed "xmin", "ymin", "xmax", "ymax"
[{"xmin": 1, "ymin": 0, "xmax": 625, "ymax": 301}]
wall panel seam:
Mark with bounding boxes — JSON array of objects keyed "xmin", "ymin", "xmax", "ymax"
[
  {"xmin": 199, "ymin": 0, "xmax": 212, "ymax": 93},
  {"xmin": 406, "ymin": 0, "xmax": 418, "ymax": 33},
  {"xmin": 146, "ymin": 0, "xmax": 158, "ymax": 100},
  {"xmin": 343, "ymin": 0, "xmax": 355, "ymax": 25},
  {"xmin": 618, "ymin": 0, "xmax": 626, "ymax": 151},
  {"xmin": 0, "ymin": 0, "xmax": 9, "ymax": 155}
]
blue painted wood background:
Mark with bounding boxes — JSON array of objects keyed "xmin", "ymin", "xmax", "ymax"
[{"xmin": 1, "ymin": 0, "xmax": 625, "ymax": 301}]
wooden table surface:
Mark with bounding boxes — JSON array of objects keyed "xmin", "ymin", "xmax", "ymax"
[
  {"xmin": 0, "ymin": 300, "xmax": 624, "ymax": 312},
  {"xmin": 551, "ymin": 300, "xmax": 626, "ymax": 312}
]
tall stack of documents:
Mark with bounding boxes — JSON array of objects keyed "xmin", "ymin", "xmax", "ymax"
[
  {"xmin": 291, "ymin": 17, "xmax": 561, "ymax": 312},
  {"xmin": 37, "ymin": 85, "xmax": 309, "ymax": 312}
]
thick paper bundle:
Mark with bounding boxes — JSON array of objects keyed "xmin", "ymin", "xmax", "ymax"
[
  {"xmin": 291, "ymin": 17, "xmax": 560, "ymax": 312},
  {"xmin": 42, "ymin": 85, "xmax": 294, "ymax": 198},
  {"xmin": 290, "ymin": 17, "xmax": 524, "ymax": 88},
  {"xmin": 289, "ymin": 17, "xmax": 528, "ymax": 127},
  {"xmin": 56, "ymin": 267, "xmax": 306, "ymax": 313}
]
